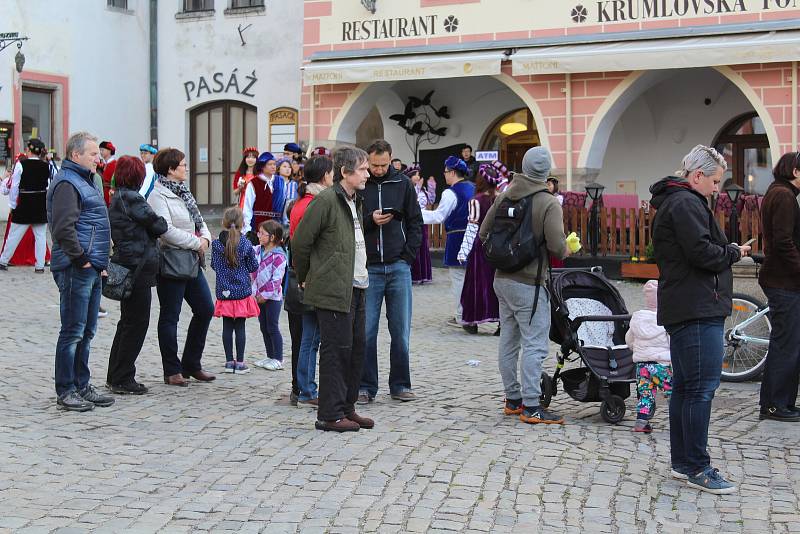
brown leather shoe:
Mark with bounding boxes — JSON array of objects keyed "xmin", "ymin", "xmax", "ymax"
[
  {"xmin": 164, "ymin": 374, "xmax": 189, "ymax": 387},
  {"xmin": 183, "ymin": 369, "xmax": 216, "ymax": 382},
  {"xmin": 347, "ymin": 412, "xmax": 374, "ymax": 429},
  {"xmin": 315, "ymin": 419, "xmax": 360, "ymax": 432}
]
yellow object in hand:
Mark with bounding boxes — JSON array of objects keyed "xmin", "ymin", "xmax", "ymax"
[{"xmin": 566, "ymin": 232, "xmax": 582, "ymax": 253}]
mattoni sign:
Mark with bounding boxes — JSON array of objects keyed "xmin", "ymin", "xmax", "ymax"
[{"xmin": 313, "ymin": 0, "xmax": 800, "ymax": 49}]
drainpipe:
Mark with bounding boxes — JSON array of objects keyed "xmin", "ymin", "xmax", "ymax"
[
  {"xmin": 565, "ymin": 73, "xmax": 573, "ymax": 191},
  {"xmin": 308, "ymin": 84, "xmax": 316, "ymax": 155},
  {"xmin": 793, "ymin": 61, "xmax": 798, "ymax": 150},
  {"xmin": 149, "ymin": 0, "xmax": 158, "ymax": 145}
]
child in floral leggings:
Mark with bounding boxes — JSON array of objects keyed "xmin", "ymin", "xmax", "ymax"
[{"xmin": 625, "ymin": 280, "xmax": 673, "ymax": 433}]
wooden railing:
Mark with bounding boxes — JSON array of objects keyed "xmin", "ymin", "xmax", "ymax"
[{"xmin": 427, "ymin": 206, "xmax": 763, "ymax": 256}]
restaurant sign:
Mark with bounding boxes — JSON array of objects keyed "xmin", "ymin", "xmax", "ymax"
[{"xmin": 315, "ymin": 0, "xmax": 800, "ymax": 49}]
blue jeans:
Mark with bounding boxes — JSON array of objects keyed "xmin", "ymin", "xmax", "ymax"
[
  {"xmin": 156, "ymin": 271, "xmax": 214, "ymax": 377},
  {"xmin": 297, "ymin": 310, "xmax": 320, "ymax": 400},
  {"xmin": 760, "ymin": 287, "xmax": 800, "ymax": 411},
  {"xmin": 258, "ymin": 299, "xmax": 283, "ymax": 361},
  {"xmin": 666, "ymin": 318, "xmax": 724, "ymax": 476},
  {"xmin": 53, "ymin": 266, "xmax": 102, "ymax": 396},
  {"xmin": 360, "ymin": 261, "xmax": 412, "ymax": 397}
]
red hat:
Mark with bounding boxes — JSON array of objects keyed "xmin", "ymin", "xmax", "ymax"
[
  {"xmin": 311, "ymin": 146, "xmax": 331, "ymax": 157},
  {"xmin": 242, "ymin": 146, "xmax": 258, "ymax": 155},
  {"xmin": 99, "ymin": 141, "xmax": 116, "ymax": 155}
]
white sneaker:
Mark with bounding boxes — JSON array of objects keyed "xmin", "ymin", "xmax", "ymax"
[
  {"xmin": 252, "ymin": 359, "xmax": 268, "ymax": 369},
  {"xmin": 97, "ymin": 307, "xmax": 108, "ymax": 318},
  {"xmin": 263, "ymin": 358, "xmax": 283, "ymax": 371}
]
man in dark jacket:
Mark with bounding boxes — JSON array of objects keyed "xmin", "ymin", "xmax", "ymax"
[
  {"xmin": 46, "ymin": 131, "xmax": 115, "ymax": 412},
  {"xmin": 293, "ymin": 146, "xmax": 375, "ymax": 433},
  {"xmin": 461, "ymin": 145, "xmax": 479, "ymax": 182},
  {"xmin": 650, "ymin": 144, "xmax": 749, "ymax": 495},
  {"xmin": 757, "ymin": 152, "xmax": 800, "ymax": 422},
  {"xmin": 358, "ymin": 140, "xmax": 423, "ymax": 403}
]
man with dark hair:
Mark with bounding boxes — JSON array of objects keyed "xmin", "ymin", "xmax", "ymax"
[
  {"xmin": 461, "ymin": 144, "xmax": 479, "ymax": 182},
  {"xmin": 391, "ymin": 158, "xmax": 402, "ymax": 172},
  {"xmin": 358, "ymin": 140, "xmax": 423, "ymax": 404},
  {"xmin": 47, "ymin": 131, "xmax": 115, "ymax": 412},
  {"xmin": 99, "ymin": 140, "xmax": 117, "ymax": 205},
  {"xmin": 293, "ymin": 146, "xmax": 374, "ymax": 432}
]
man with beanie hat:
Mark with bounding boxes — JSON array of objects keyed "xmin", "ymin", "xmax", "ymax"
[{"xmin": 480, "ymin": 146, "xmax": 568, "ymax": 425}]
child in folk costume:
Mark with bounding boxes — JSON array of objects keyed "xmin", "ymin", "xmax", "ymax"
[
  {"xmin": 457, "ymin": 164, "xmax": 501, "ymax": 334},
  {"xmin": 252, "ymin": 220, "xmax": 288, "ymax": 371},
  {"xmin": 625, "ymin": 280, "xmax": 673, "ymax": 433},
  {"xmin": 211, "ymin": 207, "xmax": 260, "ymax": 374},
  {"xmin": 233, "ymin": 147, "xmax": 259, "ymax": 209},
  {"xmin": 421, "ymin": 156, "xmax": 475, "ymax": 326},
  {"xmin": 493, "ymin": 160, "xmax": 511, "ymax": 193},
  {"xmin": 406, "ymin": 165, "xmax": 433, "ymax": 285},
  {"xmin": 242, "ymin": 152, "xmax": 286, "ymax": 244}
]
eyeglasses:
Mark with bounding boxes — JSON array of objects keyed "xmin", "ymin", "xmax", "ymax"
[{"xmin": 178, "ymin": 163, "xmax": 188, "ymax": 168}]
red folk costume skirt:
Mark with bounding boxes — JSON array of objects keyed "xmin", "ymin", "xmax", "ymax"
[{"xmin": 1, "ymin": 212, "xmax": 51, "ymax": 266}]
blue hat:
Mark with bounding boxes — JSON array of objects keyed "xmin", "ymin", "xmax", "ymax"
[
  {"xmin": 444, "ymin": 156, "xmax": 468, "ymax": 175},
  {"xmin": 139, "ymin": 144, "xmax": 157, "ymax": 154},
  {"xmin": 257, "ymin": 151, "xmax": 275, "ymax": 163},
  {"xmin": 284, "ymin": 142, "xmax": 301, "ymax": 154},
  {"xmin": 275, "ymin": 157, "xmax": 293, "ymax": 170}
]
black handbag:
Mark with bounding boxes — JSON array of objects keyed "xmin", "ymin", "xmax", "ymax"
[
  {"xmin": 102, "ymin": 196, "xmax": 146, "ymax": 300},
  {"xmin": 159, "ymin": 248, "xmax": 199, "ymax": 280},
  {"xmin": 102, "ymin": 260, "xmax": 145, "ymax": 301},
  {"xmin": 282, "ymin": 239, "xmax": 311, "ymax": 314}
]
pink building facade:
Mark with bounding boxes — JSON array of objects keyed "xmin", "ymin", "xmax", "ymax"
[{"xmin": 301, "ymin": 0, "xmax": 800, "ymax": 197}]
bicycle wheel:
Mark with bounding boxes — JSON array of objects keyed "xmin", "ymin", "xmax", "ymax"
[{"xmin": 722, "ymin": 293, "xmax": 770, "ymax": 382}]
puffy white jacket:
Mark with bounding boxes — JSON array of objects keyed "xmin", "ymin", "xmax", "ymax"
[
  {"xmin": 625, "ymin": 309, "xmax": 671, "ymax": 364},
  {"xmin": 148, "ymin": 181, "xmax": 211, "ymax": 251}
]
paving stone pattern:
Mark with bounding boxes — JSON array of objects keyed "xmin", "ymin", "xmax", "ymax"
[{"xmin": 0, "ymin": 265, "xmax": 798, "ymax": 533}]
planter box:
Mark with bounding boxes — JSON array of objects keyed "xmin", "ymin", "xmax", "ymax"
[{"xmin": 621, "ymin": 262, "xmax": 660, "ymax": 280}]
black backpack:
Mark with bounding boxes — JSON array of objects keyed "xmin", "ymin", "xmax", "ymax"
[{"xmin": 483, "ymin": 190, "xmax": 548, "ymax": 273}]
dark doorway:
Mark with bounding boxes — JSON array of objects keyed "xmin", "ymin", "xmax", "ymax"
[{"xmin": 419, "ymin": 143, "xmax": 464, "ymax": 204}]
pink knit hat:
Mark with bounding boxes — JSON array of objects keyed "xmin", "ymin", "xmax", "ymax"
[{"xmin": 643, "ymin": 280, "xmax": 658, "ymax": 311}]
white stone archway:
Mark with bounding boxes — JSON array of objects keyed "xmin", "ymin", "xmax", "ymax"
[{"xmin": 579, "ymin": 67, "xmax": 781, "ymax": 173}]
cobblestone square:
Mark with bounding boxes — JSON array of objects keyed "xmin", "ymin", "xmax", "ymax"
[{"xmin": 0, "ymin": 266, "xmax": 798, "ymax": 533}]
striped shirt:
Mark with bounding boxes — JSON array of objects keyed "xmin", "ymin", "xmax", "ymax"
[{"xmin": 252, "ymin": 245, "xmax": 287, "ymax": 301}]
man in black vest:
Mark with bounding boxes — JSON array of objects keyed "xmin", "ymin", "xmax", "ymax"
[{"xmin": 0, "ymin": 138, "xmax": 49, "ymax": 272}]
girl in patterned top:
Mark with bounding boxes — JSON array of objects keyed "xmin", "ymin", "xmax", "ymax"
[
  {"xmin": 252, "ymin": 220, "xmax": 288, "ymax": 371},
  {"xmin": 211, "ymin": 207, "xmax": 260, "ymax": 374}
]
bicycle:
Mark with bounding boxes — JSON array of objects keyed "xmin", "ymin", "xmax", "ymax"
[{"xmin": 722, "ymin": 255, "xmax": 771, "ymax": 382}]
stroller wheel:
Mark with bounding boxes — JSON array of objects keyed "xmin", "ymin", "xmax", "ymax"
[
  {"xmin": 600, "ymin": 395, "xmax": 626, "ymax": 424},
  {"xmin": 539, "ymin": 372, "xmax": 554, "ymax": 409}
]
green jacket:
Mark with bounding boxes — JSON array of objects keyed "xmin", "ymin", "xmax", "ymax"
[{"xmin": 292, "ymin": 182, "xmax": 363, "ymax": 313}]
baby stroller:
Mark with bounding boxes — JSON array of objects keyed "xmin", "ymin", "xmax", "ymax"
[{"xmin": 541, "ymin": 268, "xmax": 636, "ymax": 424}]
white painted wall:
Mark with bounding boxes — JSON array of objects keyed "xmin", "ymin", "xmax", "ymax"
[
  {"xmin": 596, "ymin": 68, "xmax": 756, "ymax": 199},
  {"xmin": 158, "ymin": 0, "xmax": 303, "ymax": 155},
  {"xmin": 0, "ymin": 0, "xmax": 150, "ymax": 219}
]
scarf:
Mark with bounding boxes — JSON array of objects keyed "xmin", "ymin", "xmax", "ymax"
[
  {"xmin": 304, "ymin": 182, "xmax": 326, "ymax": 197},
  {"xmin": 157, "ymin": 174, "xmax": 204, "ymax": 231}
]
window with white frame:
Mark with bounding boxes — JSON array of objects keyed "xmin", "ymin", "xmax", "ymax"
[
  {"xmin": 231, "ymin": 0, "xmax": 264, "ymax": 7},
  {"xmin": 184, "ymin": 0, "xmax": 214, "ymax": 12}
]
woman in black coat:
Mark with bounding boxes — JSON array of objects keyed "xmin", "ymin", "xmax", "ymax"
[{"xmin": 107, "ymin": 156, "xmax": 168, "ymax": 394}]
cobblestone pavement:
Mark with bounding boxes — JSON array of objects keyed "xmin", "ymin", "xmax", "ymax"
[{"xmin": 0, "ymin": 265, "xmax": 798, "ymax": 533}]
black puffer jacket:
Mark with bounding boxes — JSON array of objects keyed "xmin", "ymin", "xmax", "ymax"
[
  {"xmin": 362, "ymin": 167, "xmax": 423, "ymax": 265},
  {"xmin": 649, "ymin": 177, "xmax": 741, "ymax": 326},
  {"xmin": 109, "ymin": 187, "xmax": 168, "ymax": 288}
]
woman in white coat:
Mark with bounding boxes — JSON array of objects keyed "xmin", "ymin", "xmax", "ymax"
[{"xmin": 149, "ymin": 148, "xmax": 216, "ymax": 387}]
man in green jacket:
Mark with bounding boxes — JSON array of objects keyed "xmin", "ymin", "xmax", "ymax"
[{"xmin": 293, "ymin": 146, "xmax": 375, "ymax": 433}]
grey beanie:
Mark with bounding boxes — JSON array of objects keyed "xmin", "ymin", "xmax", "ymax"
[{"xmin": 522, "ymin": 146, "xmax": 552, "ymax": 180}]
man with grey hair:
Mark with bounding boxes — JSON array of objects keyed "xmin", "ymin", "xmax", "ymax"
[
  {"xmin": 47, "ymin": 131, "xmax": 115, "ymax": 412},
  {"xmin": 650, "ymin": 144, "xmax": 750, "ymax": 494},
  {"xmin": 293, "ymin": 146, "xmax": 374, "ymax": 433},
  {"xmin": 480, "ymin": 146, "xmax": 568, "ymax": 425}
]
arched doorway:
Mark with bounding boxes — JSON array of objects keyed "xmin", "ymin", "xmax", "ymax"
[
  {"xmin": 480, "ymin": 108, "xmax": 540, "ymax": 172},
  {"xmin": 189, "ymin": 100, "xmax": 258, "ymax": 208},
  {"xmin": 713, "ymin": 112, "xmax": 772, "ymax": 195}
]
